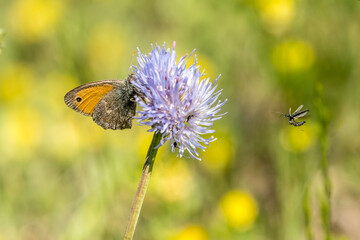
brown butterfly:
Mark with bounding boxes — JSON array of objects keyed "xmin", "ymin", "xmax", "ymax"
[{"xmin": 64, "ymin": 74, "xmax": 137, "ymax": 130}]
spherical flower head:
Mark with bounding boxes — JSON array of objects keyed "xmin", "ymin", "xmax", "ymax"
[{"xmin": 132, "ymin": 42, "xmax": 227, "ymax": 160}]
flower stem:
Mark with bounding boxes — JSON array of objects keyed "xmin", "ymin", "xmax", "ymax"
[
  {"xmin": 320, "ymin": 134, "xmax": 331, "ymax": 240},
  {"xmin": 315, "ymin": 83, "xmax": 331, "ymax": 240},
  {"xmin": 123, "ymin": 131, "xmax": 163, "ymax": 240},
  {"xmin": 303, "ymin": 186, "xmax": 313, "ymax": 240}
]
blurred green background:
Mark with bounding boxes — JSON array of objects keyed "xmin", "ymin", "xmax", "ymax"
[{"xmin": 0, "ymin": 0, "xmax": 359, "ymax": 239}]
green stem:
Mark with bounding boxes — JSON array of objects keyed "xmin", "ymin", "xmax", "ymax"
[
  {"xmin": 303, "ymin": 186, "xmax": 313, "ymax": 240},
  {"xmin": 123, "ymin": 131, "xmax": 163, "ymax": 240},
  {"xmin": 315, "ymin": 83, "xmax": 331, "ymax": 240},
  {"xmin": 320, "ymin": 135, "xmax": 331, "ymax": 240}
]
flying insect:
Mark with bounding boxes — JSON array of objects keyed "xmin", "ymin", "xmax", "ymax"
[{"xmin": 276, "ymin": 105, "xmax": 309, "ymax": 127}]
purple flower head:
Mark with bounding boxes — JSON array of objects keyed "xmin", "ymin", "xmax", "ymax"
[{"xmin": 132, "ymin": 42, "xmax": 227, "ymax": 160}]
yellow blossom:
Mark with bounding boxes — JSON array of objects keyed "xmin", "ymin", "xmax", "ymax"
[
  {"xmin": 172, "ymin": 225, "xmax": 208, "ymax": 240},
  {"xmin": 151, "ymin": 158, "xmax": 193, "ymax": 202},
  {"xmin": 0, "ymin": 107, "xmax": 42, "ymax": 159},
  {"xmin": 185, "ymin": 54, "xmax": 217, "ymax": 81},
  {"xmin": 8, "ymin": 0, "xmax": 63, "ymax": 42},
  {"xmin": 220, "ymin": 190, "xmax": 258, "ymax": 230},
  {"xmin": 0, "ymin": 64, "xmax": 34, "ymax": 103},
  {"xmin": 137, "ymin": 131, "xmax": 164, "ymax": 161},
  {"xmin": 201, "ymin": 133, "xmax": 234, "ymax": 173},
  {"xmin": 280, "ymin": 123, "xmax": 316, "ymax": 153},
  {"xmin": 256, "ymin": 0, "xmax": 295, "ymax": 34},
  {"xmin": 272, "ymin": 40, "xmax": 315, "ymax": 73}
]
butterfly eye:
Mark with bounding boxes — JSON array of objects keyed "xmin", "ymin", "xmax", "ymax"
[{"xmin": 76, "ymin": 97, "xmax": 82, "ymax": 102}]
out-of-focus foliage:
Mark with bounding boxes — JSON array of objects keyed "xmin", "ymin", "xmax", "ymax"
[{"xmin": 0, "ymin": 0, "xmax": 359, "ymax": 239}]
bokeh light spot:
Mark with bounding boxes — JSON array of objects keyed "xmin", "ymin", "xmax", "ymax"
[
  {"xmin": 201, "ymin": 134, "xmax": 234, "ymax": 173},
  {"xmin": 8, "ymin": 0, "xmax": 63, "ymax": 42},
  {"xmin": 172, "ymin": 225, "xmax": 208, "ymax": 240},
  {"xmin": 152, "ymin": 158, "xmax": 193, "ymax": 202},
  {"xmin": 280, "ymin": 123, "xmax": 316, "ymax": 153},
  {"xmin": 0, "ymin": 107, "xmax": 42, "ymax": 159},
  {"xmin": 185, "ymin": 53, "xmax": 217, "ymax": 81},
  {"xmin": 0, "ymin": 64, "xmax": 34, "ymax": 103},
  {"xmin": 256, "ymin": 0, "xmax": 295, "ymax": 34},
  {"xmin": 137, "ymin": 131, "xmax": 164, "ymax": 161},
  {"xmin": 272, "ymin": 40, "xmax": 315, "ymax": 73},
  {"xmin": 220, "ymin": 190, "xmax": 258, "ymax": 230}
]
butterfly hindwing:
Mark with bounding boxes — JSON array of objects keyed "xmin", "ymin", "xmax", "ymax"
[{"xmin": 93, "ymin": 84, "xmax": 137, "ymax": 130}]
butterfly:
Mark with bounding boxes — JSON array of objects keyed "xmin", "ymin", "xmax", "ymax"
[
  {"xmin": 275, "ymin": 104, "xmax": 309, "ymax": 127},
  {"xmin": 64, "ymin": 74, "xmax": 137, "ymax": 130}
]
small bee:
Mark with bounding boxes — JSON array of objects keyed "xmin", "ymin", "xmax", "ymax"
[{"xmin": 276, "ymin": 105, "xmax": 309, "ymax": 127}]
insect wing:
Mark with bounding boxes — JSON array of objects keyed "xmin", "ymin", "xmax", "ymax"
[
  {"xmin": 293, "ymin": 109, "xmax": 309, "ymax": 120},
  {"xmin": 64, "ymin": 80, "xmax": 119, "ymax": 116},
  {"xmin": 92, "ymin": 82, "xmax": 136, "ymax": 130},
  {"xmin": 292, "ymin": 105, "xmax": 304, "ymax": 115},
  {"xmin": 64, "ymin": 75, "xmax": 137, "ymax": 130}
]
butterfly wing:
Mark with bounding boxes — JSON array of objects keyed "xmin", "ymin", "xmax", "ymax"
[
  {"xmin": 92, "ymin": 80, "xmax": 136, "ymax": 130},
  {"xmin": 64, "ymin": 80, "xmax": 119, "ymax": 116},
  {"xmin": 64, "ymin": 78, "xmax": 136, "ymax": 130}
]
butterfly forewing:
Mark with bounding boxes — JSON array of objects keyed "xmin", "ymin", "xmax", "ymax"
[
  {"xmin": 64, "ymin": 76, "xmax": 137, "ymax": 130},
  {"xmin": 64, "ymin": 81, "xmax": 118, "ymax": 116}
]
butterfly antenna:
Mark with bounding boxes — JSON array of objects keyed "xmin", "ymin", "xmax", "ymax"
[{"xmin": 127, "ymin": 50, "xmax": 137, "ymax": 75}]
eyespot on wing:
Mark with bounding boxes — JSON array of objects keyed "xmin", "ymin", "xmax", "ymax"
[{"xmin": 64, "ymin": 82, "xmax": 116, "ymax": 116}]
